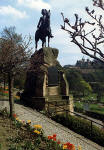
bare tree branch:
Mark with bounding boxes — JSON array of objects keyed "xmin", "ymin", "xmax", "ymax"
[
  {"xmin": 93, "ymin": 0, "xmax": 104, "ymax": 10},
  {"xmin": 61, "ymin": 0, "xmax": 104, "ymax": 63}
]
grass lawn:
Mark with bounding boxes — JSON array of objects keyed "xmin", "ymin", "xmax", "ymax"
[
  {"xmin": 74, "ymin": 101, "xmax": 104, "ymax": 115},
  {"xmin": 90, "ymin": 104, "xmax": 104, "ymax": 115}
]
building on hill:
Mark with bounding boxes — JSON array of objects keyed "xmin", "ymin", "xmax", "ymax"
[
  {"xmin": 76, "ymin": 58, "xmax": 93, "ymax": 69},
  {"xmin": 64, "ymin": 58, "xmax": 93, "ymax": 69},
  {"xmin": 64, "ymin": 64, "xmax": 77, "ymax": 69},
  {"xmin": 64, "ymin": 58, "xmax": 104, "ymax": 70}
]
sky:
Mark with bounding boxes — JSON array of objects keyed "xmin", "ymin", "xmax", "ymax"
[{"xmin": 0, "ymin": 0, "xmax": 99, "ymax": 66}]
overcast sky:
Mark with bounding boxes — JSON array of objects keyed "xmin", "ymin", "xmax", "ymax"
[{"xmin": 0, "ymin": 0, "xmax": 98, "ymax": 66}]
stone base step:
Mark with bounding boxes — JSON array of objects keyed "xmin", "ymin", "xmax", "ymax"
[
  {"xmin": 47, "ymin": 95, "xmax": 62, "ymax": 101},
  {"xmin": 48, "ymin": 86, "xmax": 60, "ymax": 96}
]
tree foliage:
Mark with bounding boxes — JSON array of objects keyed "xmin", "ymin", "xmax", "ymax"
[
  {"xmin": 91, "ymin": 82, "xmax": 104, "ymax": 101},
  {"xmin": 79, "ymin": 80, "xmax": 92, "ymax": 96},
  {"xmin": 65, "ymin": 69, "xmax": 92, "ymax": 96},
  {"xmin": 0, "ymin": 26, "xmax": 32, "ymax": 117}
]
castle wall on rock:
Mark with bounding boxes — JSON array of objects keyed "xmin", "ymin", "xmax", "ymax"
[{"xmin": 21, "ymin": 47, "xmax": 73, "ymax": 113}]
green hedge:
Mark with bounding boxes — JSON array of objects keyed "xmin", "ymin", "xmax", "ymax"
[
  {"xmin": 85, "ymin": 110, "xmax": 104, "ymax": 121},
  {"xmin": 74, "ymin": 106, "xmax": 84, "ymax": 113},
  {"xmin": 52, "ymin": 114, "xmax": 104, "ymax": 147}
]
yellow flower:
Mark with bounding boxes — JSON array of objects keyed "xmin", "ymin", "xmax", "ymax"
[
  {"xmin": 5, "ymin": 86, "xmax": 8, "ymax": 90},
  {"xmin": 34, "ymin": 130, "xmax": 41, "ymax": 134},
  {"xmin": 78, "ymin": 145, "xmax": 82, "ymax": 150},
  {"xmin": 16, "ymin": 117, "xmax": 19, "ymax": 121},
  {"xmin": 63, "ymin": 145, "xmax": 67, "ymax": 149},
  {"xmin": 33, "ymin": 125, "xmax": 42, "ymax": 129},
  {"xmin": 27, "ymin": 120, "xmax": 31, "ymax": 124},
  {"xmin": 19, "ymin": 120, "xmax": 22, "ymax": 122}
]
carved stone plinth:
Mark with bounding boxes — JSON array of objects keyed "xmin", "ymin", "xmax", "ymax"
[{"xmin": 21, "ymin": 47, "xmax": 72, "ymax": 111}]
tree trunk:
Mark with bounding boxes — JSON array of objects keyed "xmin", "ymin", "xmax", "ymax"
[
  {"xmin": 3, "ymin": 74, "xmax": 6, "ymax": 91},
  {"xmin": 8, "ymin": 73, "xmax": 15, "ymax": 117}
]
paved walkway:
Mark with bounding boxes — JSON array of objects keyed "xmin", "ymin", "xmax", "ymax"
[{"xmin": 0, "ymin": 100, "xmax": 104, "ymax": 150}]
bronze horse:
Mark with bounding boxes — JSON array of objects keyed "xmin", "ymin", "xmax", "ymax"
[
  {"xmin": 35, "ymin": 28, "xmax": 51, "ymax": 50},
  {"xmin": 35, "ymin": 9, "xmax": 53, "ymax": 50}
]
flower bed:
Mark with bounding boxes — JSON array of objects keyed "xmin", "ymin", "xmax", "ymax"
[
  {"xmin": 0, "ymin": 86, "xmax": 20, "ymax": 100},
  {"xmin": 0, "ymin": 87, "xmax": 9, "ymax": 96},
  {"xmin": 9, "ymin": 113, "xmax": 82, "ymax": 150}
]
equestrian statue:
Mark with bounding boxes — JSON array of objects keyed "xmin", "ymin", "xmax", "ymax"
[{"xmin": 35, "ymin": 9, "xmax": 53, "ymax": 50}]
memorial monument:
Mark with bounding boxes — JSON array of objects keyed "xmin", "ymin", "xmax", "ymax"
[{"xmin": 21, "ymin": 9, "xmax": 73, "ymax": 113}]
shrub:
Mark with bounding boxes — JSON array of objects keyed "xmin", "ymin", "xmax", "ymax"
[
  {"xmin": 74, "ymin": 106, "xmax": 84, "ymax": 113},
  {"xmin": 52, "ymin": 114, "xmax": 104, "ymax": 147},
  {"xmin": 85, "ymin": 110, "xmax": 104, "ymax": 121}
]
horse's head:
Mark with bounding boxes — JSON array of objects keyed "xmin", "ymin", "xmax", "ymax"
[{"xmin": 46, "ymin": 10, "xmax": 50, "ymax": 19}]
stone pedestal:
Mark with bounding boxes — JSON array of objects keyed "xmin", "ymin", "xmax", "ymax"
[
  {"xmin": 69, "ymin": 94, "xmax": 74, "ymax": 115},
  {"xmin": 21, "ymin": 47, "xmax": 72, "ymax": 111}
]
